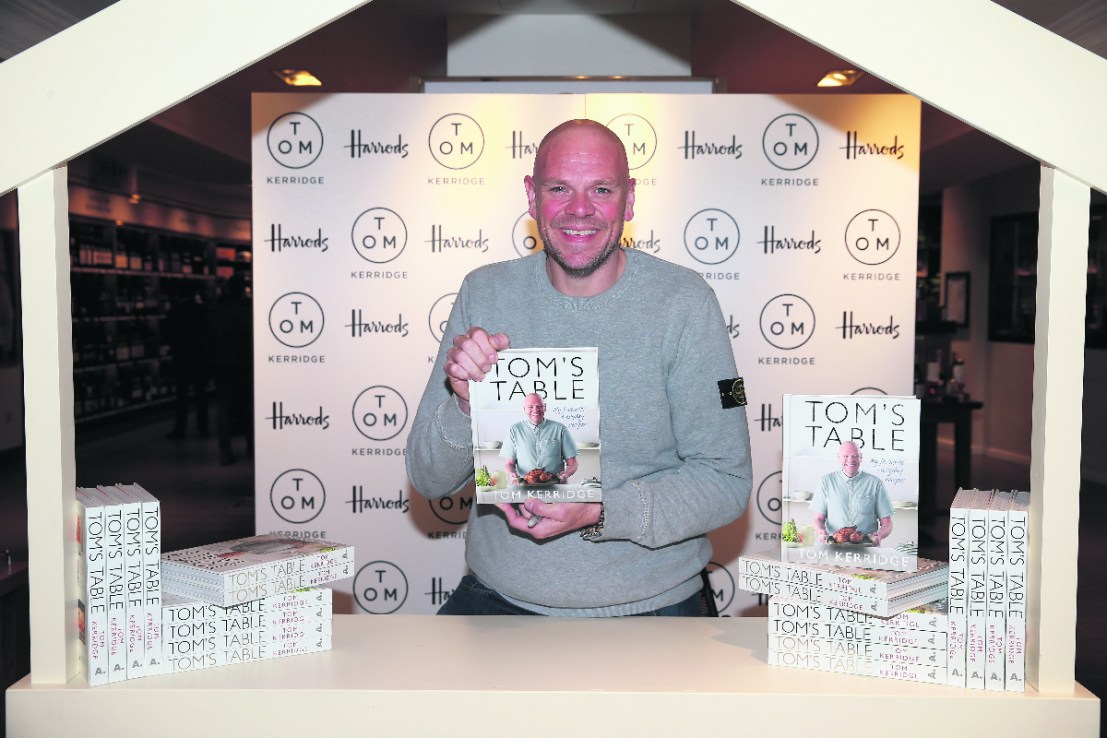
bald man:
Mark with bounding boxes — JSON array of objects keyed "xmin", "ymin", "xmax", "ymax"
[
  {"xmin": 406, "ymin": 119, "xmax": 752, "ymax": 616},
  {"xmin": 501, "ymin": 393, "xmax": 579, "ymax": 485},
  {"xmin": 811, "ymin": 441, "xmax": 894, "ymax": 545}
]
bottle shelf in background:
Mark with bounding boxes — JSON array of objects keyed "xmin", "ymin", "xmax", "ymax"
[{"xmin": 68, "ymin": 216, "xmax": 249, "ymax": 424}]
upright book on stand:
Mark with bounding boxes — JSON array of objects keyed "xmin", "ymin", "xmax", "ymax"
[
  {"xmin": 112, "ymin": 483, "xmax": 164, "ymax": 676},
  {"xmin": 780, "ymin": 394, "xmax": 921, "ymax": 572},
  {"xmin": 469, "ymin": 347, "xmax": 602, "ymax": 506},
  {"xmin": 75, "ymin": 488, "xmax": 109, "ymax": 686},
  {"xmin": 1005, "ymin": 490, "xmax": 1030, "ymax": 692}
]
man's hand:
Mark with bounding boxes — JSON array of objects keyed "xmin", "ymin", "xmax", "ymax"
[
  {"xmin": 444, "ymin": 327, "xmax": 510, "ymax": 415},
  {"xmin": 557, "ymin": 457, "xmax": 579, "ymax": 483},
  {"xmin": 497, "ymin": 501, "xmax": 602, "ymax": 540}
]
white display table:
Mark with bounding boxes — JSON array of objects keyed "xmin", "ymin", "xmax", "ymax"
[{"xmin": 7, "ymin": 615, "xmax": 1099, "ymax": 737}]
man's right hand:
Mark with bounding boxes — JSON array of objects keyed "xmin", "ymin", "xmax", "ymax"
[{"xmin": 444, "ymin": 327, "xmax": 510, "ymax": 415}]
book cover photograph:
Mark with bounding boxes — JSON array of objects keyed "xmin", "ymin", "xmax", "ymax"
[
  {"xmin": 469, "ymin": 347, "xmax": 602, "ymax": 505},
  {"xmin": 780, "ymin": 394, "xmax": 921, "ymax": 572}
]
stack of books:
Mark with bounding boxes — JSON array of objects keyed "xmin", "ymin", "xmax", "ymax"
[
  {"xmin": 947, "ymin": 488, "xmax": 1029, "ymax": 691},
  {"xmin": 737, "ymin": 549, "xmax": 949, "ymax": 618},
  {"xmin": 161, "ymin": 586, "xmax": 333, "ymax": 672},
  {"xmin": 75, "ymin": 483, "xmax": 163, "ymax": 685},
  {"xmin": 161, "ymin": 534, "xmax": 354, "ymax": 607},
  {"xmin": 739, "ymin": 549, "xmax": 950, "ymax": 684},
  {"xmin": 766, "ymin": 596, "xmax": 949, "ymax": 684}
]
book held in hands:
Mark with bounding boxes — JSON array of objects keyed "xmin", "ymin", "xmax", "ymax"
[
  {"xmin": 469, "ymin": 347, "xmax": 602, "ymax": 505},
  {"xmin": 780, "ymin": 394, "xmax": 921, "ymax": 572}
]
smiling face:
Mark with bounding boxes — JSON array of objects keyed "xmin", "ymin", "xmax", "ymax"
[
  {"xmin": 838, "ymin": 442, "xmax": 862, "ymax": 478},
  {"xmin": 524, "ymin": 120, "xmax": 635, "ymax": 294},
  {"xmin": 523, "ymin": 393, "xmax": 546, "ymax": 426}
]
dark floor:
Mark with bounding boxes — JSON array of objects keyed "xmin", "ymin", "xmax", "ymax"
[{"xmin": 0, "ymin": 410, "xmax": 1103, "ymax": 734}]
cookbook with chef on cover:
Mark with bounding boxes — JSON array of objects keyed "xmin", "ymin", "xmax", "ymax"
[
  {"xmin": 780, "ymin": 394, "xmax": 920, "ymax": 572},
  {"xmin": 469, "ymin": 347, "xmax": 602, "ymax": 504}
]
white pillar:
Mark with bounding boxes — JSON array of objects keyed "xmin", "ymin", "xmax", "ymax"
[
  {"xmin": 17, "ymin": 166, "xmax": 77, "ymax": 683},
  {"xmin": 1027, "ymin": 165, "xmax": 1088, "ymax": 693}
]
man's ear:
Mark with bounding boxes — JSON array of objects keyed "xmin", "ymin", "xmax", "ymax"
[
  {"xmin": 624, "ymin": 178, "xmax": 636, "ymax": 222},
  {"xmin": 524, "ymin": 175, "xmax": 538, "ymax": 220}
]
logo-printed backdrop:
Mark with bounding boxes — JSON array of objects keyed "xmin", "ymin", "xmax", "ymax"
[{"xmin": 251, "ymin": 93, "xmax": 920, "ymax": 616}]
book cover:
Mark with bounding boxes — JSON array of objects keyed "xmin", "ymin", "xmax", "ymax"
[
  {"xmin": 767, "ymin": 596, "xmax": 947, "ymax": 633},
  {"xmin": 985, "ymin": 489, "xmax": 1011, "ymax": 691},
  {"xmin": 1005, "ymin": 489, "xmax": 1030, "ymax": 692},
  {"xmin": 738, "ymin": 549, "xmax": 947, "ymax": 599},
  {"xmin": 161, "ymin": 534, "xmax": 354, "ymax": 590},
  {"xmin": 739, "ymin": 573, "xmax": 947, "ymax": 617},
  {"xmin": 163, "ymin": 559, "xmax": 353, "ymax": 606},
  {"xmin": 87, "ymin": 485, "xmax": 128, "ymax": 682},
  {"xmin": 966, "ymin": 488, "xmax": 994, "ymax": 689},
  {"xmin": 75, "ymin": 488, "xmax": 109, "ymax": 686},
  {"xmin": 767, "ymin": 616, "xmax": 947, "ymax": 650},
  {"xmin": 768, "ymin": 634, "xmax": 946, "ymax": 666},
  {"xmin": 780, "ymin": 394, "xmax": 921, "ymax": 572},
  {"xmin": 114, "ymin": 483, "xmax": 164, "ymax": 676},
  {"xmin": 946, "ymin": 487, "xmax": 972, "ymax": 687},
  {"xmin": 766, "ymin": 649, "xmax": 945, "ymax": 685},
  {"xmin": 469, "ymin": 347, "xmax": 602, "ymax": 505}
]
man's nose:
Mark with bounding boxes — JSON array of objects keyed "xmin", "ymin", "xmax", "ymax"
[{"xmin": 566, "ymin": 190, "xmax": 594, "ymax": 217}]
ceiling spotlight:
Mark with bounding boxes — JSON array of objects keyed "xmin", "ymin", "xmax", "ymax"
[
  {"xmin": 817, "ymin": 69, "xmax": 864, "ymax": 88},
  {"xmin": 273, "ymin": 69, "xmax": 323, "ymax": 87}
]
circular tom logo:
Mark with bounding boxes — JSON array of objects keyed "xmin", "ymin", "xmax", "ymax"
[
  {"xmin": 270, "ymin": 469, "xmax": 325, "ymax": 524},
  {"xmin": 706, "ymin": 561, "xmax": 736, "ymax": 613},
  {"xmin": 684, "ymin": 208, "xmax": 740, "ymax": 265},
  {"xmin": 429, "ymin": 490, "xmax": 474, "ymax": 526},
  {"xmin": 428, "ymin": 113, "xmax": 485, "ymax": 170},
  {"xmin": 606, "ymin": 114, "xmax": 657, "ymax": 170},
  {"xmin": 267, "ymin": 112, "xmax": 324, "ymax": 170},
  {"xmin": 512, "ymin": 211, "xmax": 542, "ymax": 258},
  {"xmin": 354, "ymin": 561, "xmax": 408, "ymax": 614},
  {"xmin": 845, "ymin": 209, "xmax": 901, "ymax": 266},
  {"xmin": 756, "ymin": 470, "xmax": 782, "ymax": 525},
  {"xmin": 759, "ymin": 294, "xmax": 815, "ymax": 350},
  {"xmin": 428, "ymin": 293, "xmax": 456, "ymax": 343},
  {"xmin": 352, "ymin": 385, "xmax": 408, "ymax": 441},
  {"xmin": 351, "ymin": 207, "xmax": 407, "ymax": 264},
  {"xmin": 762, "ymin": 113, "xmax": 819, "ymax": 171},
  {"xmin": 852, "ymin": 386, "xmax": 888, "ymax": 395},
  {"xmin": 269, "ymin": 292, "xmax": 324, "ymax": 348}
]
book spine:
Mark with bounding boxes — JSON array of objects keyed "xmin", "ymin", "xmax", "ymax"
[
  {"xmin": 738, "ymin": 556, "xmax": 884, "ymax": 598},
  {"xmin": 119, "ymin": 495, "xmax": 146, "ymax": 679},
  {"xmin": 138, "ymin": 493, "xmax": 163, "ymax": 676},
  {"xmin": 1006, "ymin": 494, "xmax": 1029, "ymax": 692},
  {"xmin": 162, "ymin": 588, "xmax": 332, "ymax": 624},
  {"xmin": 767, "ymin": 616, "xmax": 947, "ymax": 650},
  {"xmin": 164, "ymin": 561, "xmax": 352, "ymax": 606},
  {"xmin": 161, "ymin": 544, "xmax": 355, "ymax": 587},
  {"xmin": 946, "ymin": 492, "xmax": 969, "ymax": 687},
  {"xmin": 76, "ymin": 493, "xmax": 109, "ymax": 686},
  {"xmin": 767, "ymin": 634, "xmax": 946, "ymax": 666},
  {"xmin": 767, "ymin": 596, "xmax": 947, "ymax": 632},
  {"xmin": 102, "ymin": 498, "xmax": 128, "ymax": 682},
  {"xmin": 966, "ymin": 494, "xmax": 990, "ymax": 690},
  {"xmin": 163, "ymin": 609, "xmax": 331, "ymax": 640},
  {"xmin": 767, "ymin": 649, "xmax": 945, "ymax": 684},
  {"xmin": 739, "ymin": 574, "xmax": 894, "ymax": 616},
  {"xmin": 165, "ymin": 633, "xmax": 332, "ymax": 673},
  {"xmin": 985, "ymin": 494, "xmax": 1008, "ymax": 691}
]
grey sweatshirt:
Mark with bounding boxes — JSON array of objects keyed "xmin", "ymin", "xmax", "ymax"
[{"xmin": 406, "ymin": 249, "xmax": 753, "ymax": 615}]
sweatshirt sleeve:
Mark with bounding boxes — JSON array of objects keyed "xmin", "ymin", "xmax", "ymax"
[
  {"xmin": 594, "ymin": 287, "xmax": 754, "ymax": 548},
  {"xmin": 404, "ymin": 282, "xmax": 477, "ymax": 500}
]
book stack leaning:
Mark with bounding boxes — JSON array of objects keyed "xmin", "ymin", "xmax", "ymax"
[
  {"xmin": 75, "ymin": 483, "xmax": 164, "ymax": 684},
  {"xmin": 739, "ymin": 550, "xmax": 950, "ymax": 684},
  {"xmin": 946, "ymin": 488, "xmax": 1029, "ymax": 691}
]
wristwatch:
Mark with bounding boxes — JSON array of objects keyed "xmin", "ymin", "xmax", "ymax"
[{"xmin": 580, "ymin": 506, "xmax": 605, "ymax": 541}]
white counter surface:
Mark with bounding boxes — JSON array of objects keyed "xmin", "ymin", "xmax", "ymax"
[{"xmin": 7, "ymin": 615, "xmax": 1099, "ymax": 737}]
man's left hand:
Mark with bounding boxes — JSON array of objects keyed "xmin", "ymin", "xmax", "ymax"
[{"xmin": 497, "ymin": 500, "xmax": 602, "ymax": 540}]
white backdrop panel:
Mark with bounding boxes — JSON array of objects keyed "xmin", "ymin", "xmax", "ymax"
[{"xmin": 250, "ymin": 93, "xmax": 920, "ymax": 616}]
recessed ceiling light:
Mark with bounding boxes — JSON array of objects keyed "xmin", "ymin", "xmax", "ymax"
[
  {"xmin": 817, "ymin": 69, "xmax": 864, "ymax": 88},
  {"xmin": 273, "ymin": 69, "xmax": 323, "ymax": 87}
]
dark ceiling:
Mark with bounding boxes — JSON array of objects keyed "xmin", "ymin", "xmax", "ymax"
[{"xmin": 5, "ymin": 0, "xmax": 1104, "ymax": 198}]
